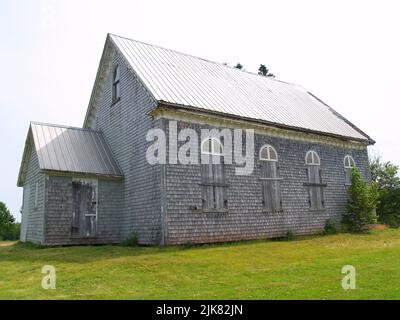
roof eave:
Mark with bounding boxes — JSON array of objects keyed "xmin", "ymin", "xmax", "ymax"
[
  {"xmin": 83, "ymin": 34, "xmax": 112, "ymax": 128},
  {"xmin": 17, "ymin": 125, "xmax": 33, "ymax": 187},
  {"xmin": 41, "ymin": 169, "xmax": 124, "ymax": 180},
  {"xmin": 307, "ymin": 92, "xmax": 375, "ymax": 145},
  {"xmin": 154, "ymin": 101, "xmax": 374, "ymax": 146}
]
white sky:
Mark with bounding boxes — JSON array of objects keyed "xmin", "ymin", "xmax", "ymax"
[{"xmin": 1, "ymin": 0, "xmax": 399, "ymax": 221}]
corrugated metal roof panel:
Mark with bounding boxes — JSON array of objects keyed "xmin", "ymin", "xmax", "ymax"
[
  {"xmin": 30, "ymin": 122, "xmax": 123, "ymax": 177},
  {"xmin": 110, "ymin": 34, "xmax": 371, "ymax": 142}
]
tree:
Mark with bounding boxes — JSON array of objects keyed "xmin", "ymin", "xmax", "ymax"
[
  {"xmin": 342, "ymin": 168, "xmax": 378, "ymax": 232},
  {"xmin": 234, "ymin": 63, "xmax": 243, "ymax": 70},
  {"xmin": 258, "ymin": 64, "xmax": 275, "ymax": 77},
  {"xmin": 0, "ymin": 201, "xmax": 17, "ymax": 240},
  {"xmin": 370, "ymin": 156, "xmax": 400, "ymax": 227},
  {"xmin": 378, "ymin": 188, "xmax": 400, "ymax": 227},
  {"xmin": 370, "ymin": 156, "xmax": 400, "ymax": 190}
]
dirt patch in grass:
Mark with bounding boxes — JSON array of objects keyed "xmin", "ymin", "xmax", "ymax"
[
  {"xmin": 0, "ymin": 241, "xmax": 17, "ymax": 247},
  {"xmin": 367, "ymin": 224, "xmax": 388, "ymax": 231}
]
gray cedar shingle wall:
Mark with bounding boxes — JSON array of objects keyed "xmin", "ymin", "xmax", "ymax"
[
  {"xmin": 22, "ymin": 145, "xmax": 45, "ymax": 244},
  {"xmin": 44, "ymin": 176, "xmax": 124, "ymax": 245},
  {"xmin": 92, "ymin": 48, "xmax": 163, "ymax": 245},
  {"xmin": 164, "ymin": 121, "xmax": 370, "ymax": 245},
  {"xmin": 44, "ymin": 176, "xmax": 73, "ymax": 244}
]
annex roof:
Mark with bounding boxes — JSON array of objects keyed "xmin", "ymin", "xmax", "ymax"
[{"xmin": 17, "ymin": 122, "xmax": 122, "ymax": 186}]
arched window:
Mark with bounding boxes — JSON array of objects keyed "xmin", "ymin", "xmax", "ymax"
[
  {"xmin": 200, "ymin": 137, "xmax": 227, "ymax": 210},
  {"xmin": 305, "ymin": 150, "xmax": 325, "ymax": 210},
  {"xmin": 344, "ymin": 155, "xmax": 355, "ymax": 168},
  {"xmin": 344, "ymin": 155, "xmax": 356, "ymax": 186},
  {"xmin": 201, "ymin": 137, "xmax": 223, "ymax": 155},
  {"xmin": 260, "ymin": 145, "xmax": 278, "ymax": 161},
  {"xmin": 259, "ymin": 145, "xmax": 282, "ymax": 212},
  {"xmin": 305, "ymin": 150, "xmax": 320, "ymax": 165},
  {"xmin": 112, "ymin": 65, "xmax": 120, "ymax": 103}
]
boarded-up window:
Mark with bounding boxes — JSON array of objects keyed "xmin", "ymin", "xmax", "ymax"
[
  {"xmin": 304, "ymin": 151, "xmax": 326, "ymax": 210},
  {"xmin": 34, "ymin": 182, "xmax": 39, "ymax": 210},
  {"xmin": 201, "ymin": 138, "xmax": 227, "ymax": 210},
  {"xmin": 344, "ymin": 155, "xmax": 356, "ymax": 186},
  {"xmin": 112, "ymin": 65, "xmax": 120, "ymax": 103},
  {"xmin": 260, "ymin": 145, "xmax": 282, "ymax": 212},
  {"xmin": 201, "ymin": 162, "xmax": 227, "ymax": 209}
]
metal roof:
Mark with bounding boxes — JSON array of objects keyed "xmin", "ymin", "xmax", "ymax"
[
  {"xmin": 30, "ymin": 122, "xmax": 122, "ymax": 177},
  {"xmin": 110, "ymin": 34, "xmax": 371, "ymax": 142}
]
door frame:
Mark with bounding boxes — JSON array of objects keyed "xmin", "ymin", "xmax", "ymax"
[{"xmin": 20, "ymin": 184, "xmax": 30, "ymax": 242}]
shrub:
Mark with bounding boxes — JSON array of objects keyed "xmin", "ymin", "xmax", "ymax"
[
  {"xmin": 124, "ymin": 232, "xmax": 139, "ymax": 247},
  {"xmin": 286, "ymin": 230, "xmax": 295, "ymax": 241},
  {"xmin": 183, "ymin": 241, "xmax": 194, "ymax": 248},
  {"xmin": 342, "ymin": 168, "xmax": 379, "ymax": 233},
  {"xmin": 324, "ymin": 219, "xmax": 337, "ymax": 235},
  {"xmin": 340, "ymin": 223, "xmax": 351, "ymax": 233}
]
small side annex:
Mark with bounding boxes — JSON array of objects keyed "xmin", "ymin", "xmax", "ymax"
[{"xmin": 17, "ymin": 122, "xmax": 124, "ymax": 245}]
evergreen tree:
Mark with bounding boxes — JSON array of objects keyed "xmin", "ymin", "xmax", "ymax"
[
  {"xmin": 258, "ymin": 64, "xmax": 275, "ymax": 77},
  {"xmin": 343, "ymin": 168, "xmax": 378, "ymax": 232},
  {"xmin": 235, "ymin": 63, "xmax": 243, "ymax": 70}
]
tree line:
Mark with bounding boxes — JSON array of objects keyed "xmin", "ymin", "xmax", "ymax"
[
  {"xmin": 0, "ymin": 202, "xmax": 20, "ymax": 240},
  {"xmin": 224, "ymin": 62, "xmax": 275, "ymax": 78}
]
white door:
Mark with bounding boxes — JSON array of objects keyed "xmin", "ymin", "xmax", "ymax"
[{"xmin": 20, "ymin": 184, "xmax": 30, "ymax": 242}]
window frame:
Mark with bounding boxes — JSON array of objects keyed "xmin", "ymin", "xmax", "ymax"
[
  {"xmin": 199, "ymin": 137, "xmax": 227, "ymax": 211},
  {"xmin": 259, "ymin": 144, "xmax": 278, "ymax": 162},
  {"xmin": 304, "ymin": 150, "xmax": 325, "ymax": 211},
  {"xmin": 112, "ymin": 64, "xmax": 121, "ymax": 104},
  {"xmin": 344, "ymin": 155, "xmax": 356, "ymax": 169},
  {"xmin": 201, "ymin": 137, "xmax": 224, "ymax": 156},
  {"xmin": 344, "ymin": 155, "xmax": 356, "ymax": 186},
  {"xmin": 305, "ymin": 150, "xmax": 320, "ymax": 165}
]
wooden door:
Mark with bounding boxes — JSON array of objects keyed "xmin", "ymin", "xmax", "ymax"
[{"xmin": 72, "ymin": 179, "xmax": 98, "ymax": 237}]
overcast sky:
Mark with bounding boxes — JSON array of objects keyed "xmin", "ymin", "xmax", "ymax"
[{"xmin": 1, "ymin": 0, "xmax": 399, "ymax": 221}]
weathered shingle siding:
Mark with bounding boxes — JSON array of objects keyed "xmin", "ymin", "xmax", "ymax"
[
  {"xmin": 91, "ymin": 48, "xmax": 163, "ymax": 245},
  {"xmin": 164, "ymin": 120, "xmax": 370, "ymax": 245},
  {"xmin": 44, "ymin": 175, "xmax": 73, "ymax": 244},
  {"xmin": 44, "ymin": 175, "xmax": 124, "ymax": 245},
  {"xmin": 22, "ymin": 146, "xmax": 45, "ymax": 244}
]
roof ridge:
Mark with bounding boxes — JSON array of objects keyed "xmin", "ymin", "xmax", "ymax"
[{"xmin": 109, "ymin": 33, "xmax": 296, "ymax": 85}]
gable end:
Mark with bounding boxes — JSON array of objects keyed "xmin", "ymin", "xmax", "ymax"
[{"xmin": 83, "ymin": 34, "xmax": 158, "ymax": 129}]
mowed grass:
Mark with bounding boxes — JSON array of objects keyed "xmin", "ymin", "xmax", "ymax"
[{"xmin": 1, "ymin": 229, "xmax": 400, "ymax": 300}]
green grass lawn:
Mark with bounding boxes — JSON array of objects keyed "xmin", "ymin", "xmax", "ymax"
[{"xmin": 1, "ymin": 229, "xmax": 400, "ymax": 300}]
